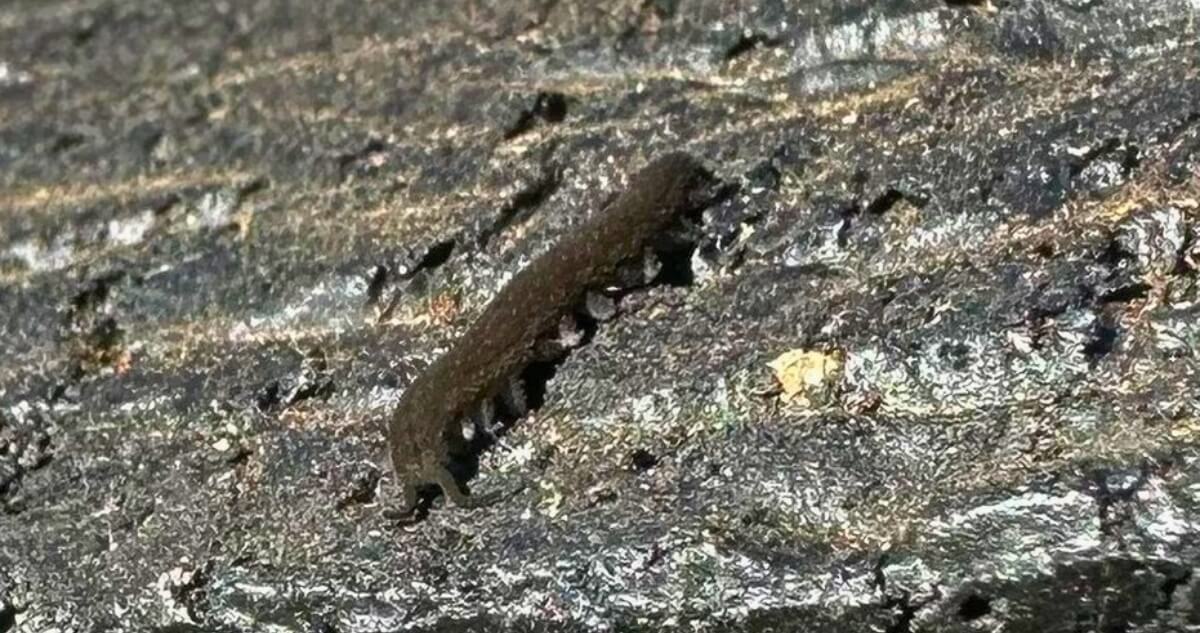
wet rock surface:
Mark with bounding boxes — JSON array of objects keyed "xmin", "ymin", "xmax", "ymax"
[{"xmin": 1, "ymin": 0, "xmax": 1199, "ymax": 631}]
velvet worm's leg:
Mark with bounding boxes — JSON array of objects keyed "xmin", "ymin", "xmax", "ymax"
[
  {"xmin": 383, "ymin": 480, "xmax": 423, "ymax": 522},
  {"xmin": 430, "ymin": 466, "xmax": 482, "ymax": 507},
  {"xmin": 501, "ymin": 377, "xmax": 527, "ymax": 418},
  {"xmin": 430, "ymin": 466, "xmax": 524, "ymax": 510},
  {"xmin": 470, "ymin": 400, "xmax": 499, "ymax": 442},
  {"xmin": 584, "ymin": 290, "xmax": 617, "ymax": 321}
]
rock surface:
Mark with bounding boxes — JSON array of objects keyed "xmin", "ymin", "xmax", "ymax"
[{"xmin": 2, "ymin": 0, "xmax": 1199, "ymax": 631}]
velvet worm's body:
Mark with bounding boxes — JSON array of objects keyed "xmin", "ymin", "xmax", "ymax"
[{"xmin": 387, "ymin": 152, "xmax": 709, "ymax": 511}]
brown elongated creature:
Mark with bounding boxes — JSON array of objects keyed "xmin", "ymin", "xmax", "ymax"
[{"xmin": 387, "ymin": 152, "xmax": 711, "ymax": 513}]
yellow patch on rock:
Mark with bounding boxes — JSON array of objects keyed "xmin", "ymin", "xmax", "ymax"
[{"xmin": 767, "ymin": 349, "xmax": 845, "ymax": 407}]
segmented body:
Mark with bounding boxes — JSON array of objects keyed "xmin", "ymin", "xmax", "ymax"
[{"xmin": 387, "ymin": 152, "xmax": 708, "ymax": 511}]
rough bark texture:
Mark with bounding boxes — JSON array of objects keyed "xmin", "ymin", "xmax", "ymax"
[{"xmin": 1, "ymin": 1, "xmax": 1199, "ymax": 631}]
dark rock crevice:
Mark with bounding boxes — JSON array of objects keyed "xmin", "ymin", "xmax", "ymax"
[
  {"xmin": 502, "ymin": 92, "xmax": 569, "ymax": 141},
  {"xmin": 475, "ymin": 164, "xmax": 564, "ymax": 249}
]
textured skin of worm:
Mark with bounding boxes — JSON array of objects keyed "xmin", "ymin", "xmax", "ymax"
[{"xmin": 387, "ymin": 152, "xmax": 710, "ymax": 512}]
